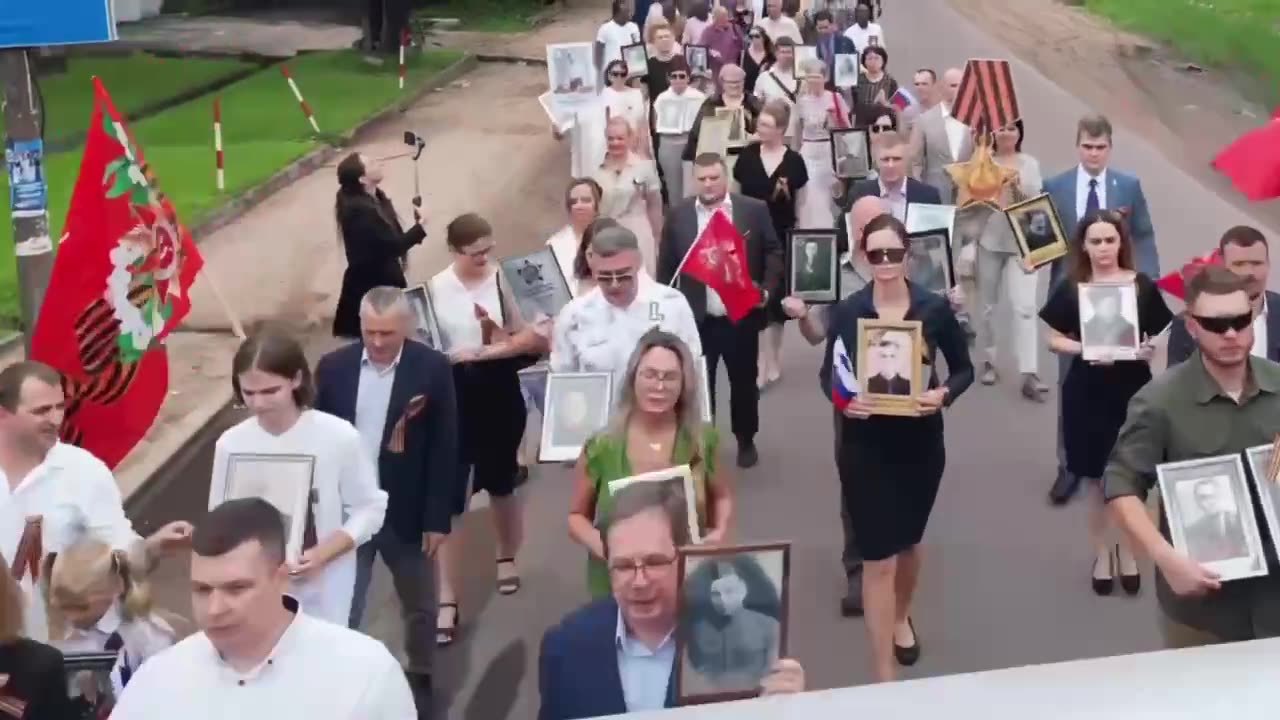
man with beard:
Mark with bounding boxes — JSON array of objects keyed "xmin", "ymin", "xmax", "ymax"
[{"xmin": 1104, "ymin": 265, "xmax": 1280, "ymax": 648}]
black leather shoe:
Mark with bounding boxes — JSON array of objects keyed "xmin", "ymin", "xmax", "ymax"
[
  {"xmin": 1118, "ymin": 545, "xmax": 1141, "ymax": 595},
  {"xmin": 1048, "ymin": 468, "xmax": 1081, "ymax": 506},
  {"xmin": 840, "ymin": 566, "xmax": 864, "ymax": 617},
  {"xmin": 737, "ymin": 442, "xmax": 759, "ymax": 468},
  {"xmin": 893, "ymin": 617, "xmax": 921, "ymax": 666},
  {"xmin": 1092, "ymin": 552, "xmax": 1115, "ymax": 596}
]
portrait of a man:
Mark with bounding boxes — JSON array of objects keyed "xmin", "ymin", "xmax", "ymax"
[
  {"xmin": 548, "ymin": 43, "xmax": 595, "ymax": 95},
  {"xmin": 405, "ymin": 285, "xmax": 438, "ymax": 349},
  {"xmin": 952, "ymin": 202, "xmax": 994, "ymax": 250},
  {"xmin": 1178, "ymin": 476, "xmax": 1249, "ymax": 564},
  {"xmin": 866, "ymin": 329, "xmax": 913, "ymax": 396},
  {"xmin": 541, "ymin": 373, "xmax": 612, "ymax": 461},
  {"xmin": 905, "ymin": 232, "xmax": 950, "ymax": 294},
  {"xmin": 833, "ymin": 54, "xmax": 858, "ymax": 88},
  {"xmin": 655, "ymin": 96, "xmax": 685, "ymax": 134},
  {"xmin": 790, "ymin": 235, "xmax": 835, "ymax": 296},
  {"xmin": 1018, "ymin": 209, "xmax": 1056, "ymax": 251},
  {"xmin": 685, "ymin": 45, "xmax": 709, "ymax": 78},
  {"xmin": 1080, "ymin": 284, "xmax": 1138, "ymax": 350},
  {"xmin": 832, "ymin": 130, "xmax": 870, "ymax": 179}
]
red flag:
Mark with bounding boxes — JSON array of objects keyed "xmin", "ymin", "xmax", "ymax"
[
  {"xmin": 29, "ymin": 77, "xmax": 204, "ymax": 468},
  {"xmin": 1156, "ymin": 249, "xmax": 1221, "ymax": 300},
  {"xmin": 1211, "ymin": 108, "xmax": 1280, "ymax": 201},
  {"xmin": 677, "ymin": 209, "xmax": 760, "ymax": 321}
]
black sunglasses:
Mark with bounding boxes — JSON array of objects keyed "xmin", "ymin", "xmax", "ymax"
[
  {"xmin": 867, "ymin": 248, "xmax": 907, "ymax": 265},
  {"xmin": 669, "ymin": 71, "xmax": 688, "ymax": 79},
  {"xmin": 870, "ymin": 124, "xmax": 894, "ymax": 133},
  {"xmin": 1192, "ymin": 312, "xmax": 1253, "ymax": 335},
  {"xmin": 609, "ymin": 71, "xmax": 627, "ymax": 78},
  {"xmin": 748, "ymin": 33, "xmax": 763, "ymax": 39}
]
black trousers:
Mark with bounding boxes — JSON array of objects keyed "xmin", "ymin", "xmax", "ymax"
[
  {"xmin": 365, "ymin": 0, "xmax": 411, "ymax": 51},
  {"xmin": 700, "ymin": 316, "xmax": 759, "ymax": 443}
]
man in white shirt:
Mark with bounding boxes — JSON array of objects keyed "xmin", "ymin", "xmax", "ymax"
[
  {"xmin": 596, "ymin": 0, "xmax": 642, "ymax": 81},
  {"xmin": 552, "ymin": 225, "xmax": 702, "ymax": 395},
  {"xmin": 841, "ymin": 2, "xmax": 884, "ymax": 52},
  {"xmin": 111, "ymin": 498, "xmax": 417, "ymax": 720},
  {"xmin": 756, "ymin": 0, "xmax": 802, "ymax": 44},
  {"xmin": 0, "ymin": 360, "xmax": 192, "ymax": 642}
]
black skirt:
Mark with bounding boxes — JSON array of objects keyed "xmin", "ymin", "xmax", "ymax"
[{"xmin": 451, "ymin": 356, "xmax": 527, "ymax": 514}]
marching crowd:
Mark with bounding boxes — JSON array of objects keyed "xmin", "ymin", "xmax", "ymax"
[{"xmin": 2, "ymin": 0, "xmax": 1280, "ymax": 719}]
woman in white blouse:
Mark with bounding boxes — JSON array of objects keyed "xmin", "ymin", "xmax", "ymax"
[
  {"xmin": 211, "ymin": 330, "xmax": 388, "ymax": 627},
  {"xmin": 601, "ymin": 59, "xmax": 654, "ymax": 158},
  {"xmin": 593, "ymin": 116, "xmax": 664, "ymax": 275},
  {"xmin": 791, "ymin": 57, "xmax": 849, "ymax": 228},
  {"xmin": 652, "ymin": 56, "xmax": 706, "ymax": 205},
  {"xmin": 753, "ymin": 36, "xmax": 799, "ymax": 109},
  {"xmin": 429, "ymin": 213, "xmax": 549, "ymax": 645},
  {"xmin": 547, "ymin": 178, "xmax": 604, "ymax": 297}
]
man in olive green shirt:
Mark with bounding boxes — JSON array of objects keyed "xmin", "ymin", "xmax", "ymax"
[{"xmin": 1105, "ymin": 265, "xmax": 1280, "ymax": 646}]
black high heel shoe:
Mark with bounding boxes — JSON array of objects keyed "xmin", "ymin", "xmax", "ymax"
[
  {"xmin": 893, "ymin": 617, "xmax": 921, "ymax": 666},
  {"xmin": 1118, "ymin": 544, "xmax": 1141, "ymax": 595},
  {"xmin": 1091, "ymin": 550, "xmax": 1115, "ymax": 596}
]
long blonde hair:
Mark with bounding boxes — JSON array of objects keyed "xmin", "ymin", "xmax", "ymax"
[
  {"xmin": 606, "ymin": 329, "xmax": 706, "ymax": 462},
  {"xmin": 40, "ymin": 541, "xmax": 156, "ymax": 642}
]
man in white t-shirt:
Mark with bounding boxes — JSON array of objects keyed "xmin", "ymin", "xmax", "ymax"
[
  {"xmin": 841, "ymin": 2, "xmax": 884, "ymax": 52},
  {"xmin": 111, "ymin": 498, "xmax": 417, "ymax": 720},
  {"xmin": 595, "ymin": 0, "xmax": 642, "ymax": 81},
  {"xmin": 551, "ymin": 225, "xmax": 702, "ymax": 396},
  {"xmin": 756, "ymin": 0, "xmax": 802, "ymax": 44}
]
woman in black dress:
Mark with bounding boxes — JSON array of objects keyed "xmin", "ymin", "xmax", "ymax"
[
  {"xmin": 1039, "ymin": 210, "xmax": 1171, "ymax": 598},
  {"xmin": 734, "ymin": 100, "xmax": 808, "ymax": 388},
  {"xmin": 740, "ymin": 25, "xmax": 774, "ymax": 95},
  {"xmin": 331, "ymin": 152, "xmax": 426, "ymax": 338},
  {"xmin": 820, "ymin": 214, "xmax": 972, "ymax": 682},
  {"xmin": 0, "ymin": 556, "xmax": 73, "ymax": 720}
]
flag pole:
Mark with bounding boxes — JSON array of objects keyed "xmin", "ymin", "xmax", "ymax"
[{"xmin": 198, "ymin": 267, "xmax": 246, "ymax": 340}]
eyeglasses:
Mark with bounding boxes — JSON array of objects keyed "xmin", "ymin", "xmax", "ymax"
[
  {"xmin": 596, "ymin": 271, "xmax": 637, "ymax": 286},
  {"xmin": 609, "ymin": 71, "xmax": 627, "ymax": 78},
  {"xmin": 1191, "ymin": 312, "xmax": 1253, "ymax": 334},
  {"xmin": 870, "ymin": 123, "xmax": 894, "ymax": 133},
  {"xmin": 866, "ymin": 247, "xmax": 907, "ymax": 264},
  {"xmin": 639, "ymin": 368, "xmax": 682, "ymax": 386},
  {"xmin": 669, "ymin": 72, "xmax": 688, "ymax": 79},
  {"xmin": 748, "ymin": 33, "xmax": 763, "ymax": 39},
  {"xmin": 608, "ymin": 554, "xmax": 677, "ymax": 581}
]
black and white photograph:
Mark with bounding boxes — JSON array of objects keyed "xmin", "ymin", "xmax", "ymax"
[
  {"xmin": 621, "ymin": 41, "xmax": 649, "ymax": 79},
  {"xmin": 1158, "ymin": 454, "xmax": 1268, "ymax": 581},
  {"xmin": 1006, "ymin": 192, "xmax": 1069, "ymax": 268},
  {"xmin": 833, "ymin": 53, "xmax": 859, "ymax": 88},
  {"xmin": 695, "ymin": 355, "xmax": 712, "ymax": 424},
  {"xmin": 518, "ymin": 364, "xmax": 549, "ymax": 417},
  {"xmin": 830, "ymin": 128, "xmax": 871, "ymax": 180},
  {"xmin": 675, "ymin": 543, "xmax": 791, "ymax": 705},
  {"xmin": 694, "ymin": 115, "xmax": 731, "ymax": 159},
  {"xmin": 404, "ymin": 283, "xmax": 443, "ymax": 351},
  {"xmin": 856, "ymin": 319, "xmax": 924, "ymax": 416},
  {"xmin": 905, "ymin": 229, "xmax": 954, "ymax": 294},
  {"xmin": 655, "ymin": 94, "xmax": 700, "ymax": 135},
  {"xmin": 1078, "ymin": 281, "xmax": 1141, "ymax": 362},
  {"xmin": 715, "ymin": 106, "xmax": 748, "ymax": 149},
  {"xmin": 684, "ymin": 44, "xmax": 710, "ymax": 78},
  {"xmin": 1244, "ymin": 442, "xmax": 1280, "ymax": 556},
  {"xmin": 499, "ymin": 246, "xmax": 574, "ymax": 323},
  {"xmin": 540, "ymin": 372, "xmax": 613, "ymax": 462},
  {"xmin": 794, "ymin": 45, "xmax": 818, "ymax": 69},
  {"xmin": 216, "ymin": 453, "xmax": 315, "ymax": 562},
  {"xmin": 904, "ymin": 202, "xmax": 956, "ymax": 236},
  {"xmin": 787, "ymin": 230, "xmax": 839, "ymax": 303},
  {"xmin": 547, "ymin": 42, "xmax": 598, "ymax": 97},
  {"xmin": 64, "ymin": 652, "xmax": 119, "ymax": 719},
  {"xmin": 607, "ymin": 464, "xmax": 702, "ymax": 543},
  {"xmin": 537, "ymin": 91, "xmax": 576, "ymax": 134},
  {"xmin": 951, "ymin": 201, "xmax": 998, "ymax": 251}
]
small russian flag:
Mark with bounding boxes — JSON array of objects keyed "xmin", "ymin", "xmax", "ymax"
[
  {"xmin": 890, "ymin": 87, "xmax": 917, "ymax": 112},
  {"xmin": 830, "ymin": 336, "xmax": 860, "ymax": 411}
]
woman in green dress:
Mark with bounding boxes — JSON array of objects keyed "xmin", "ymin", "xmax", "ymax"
[{"xmin": 567, "ymin": 329, "xmax": 734, "ymax": 598}]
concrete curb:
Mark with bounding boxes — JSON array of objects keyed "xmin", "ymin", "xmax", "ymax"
[{"xmin": 474, "ymin": 54, "xmax": 547, "ymax": 66}]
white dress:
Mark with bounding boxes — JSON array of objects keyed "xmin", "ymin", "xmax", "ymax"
[
  {"xmin": 209, "ymin": 410, "xmax": 387, "ymax": 626},
  {"xmin": 547, "ymin": 226, "xmax": 594, "ymax": 297},
  {"xmin": 792, "ymin": 89, "xmax": 848, "ymax": 228},
  {"xmin": 602, "ymin": 85, "xmax": 653, "ymax": 157}
]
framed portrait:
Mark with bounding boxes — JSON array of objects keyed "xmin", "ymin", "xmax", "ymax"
[
  {"xmin": 537, "ymin": 91, "xmax": 576, "ymax": 134},
  {"xmin": 695, "ymin": 115, "xmax": 731, "ymax": 159},
  {"xmin": 518, "ymin": 364, "xmax": 549, "ymax": 417},
  {"xmin": 547, "ymin": 42, "xmax": 598, "ymax": 100},
  {"xmin": 404, "ymin": 283, "xmax": 443, "ymax": 351},
  {"xmin": 1078, "ymin": 281, "xmax": 1141, "ymax": 362},
  {"xmin": 607, "ymin": 464, "xmax": 702, "ymax": 543},
  {"xmin": 829, "ymin": 128, "xmax": 871, "ymax": 180},
  {"xmin": 1006, "ymin": 192, "xmax": 1068, "ymax": 268},
  {"xmin": 794, "ymin": 45, "xmax": 818, "ymax": 69},
  {"xmin": 951, "ymin": 201, "xmax": 999, "ymax": 251},
  {"xmin": 856, "ymin": 318, "xmax": 924, "ymax": 416},
  {"xmin": 714, "ymin": 106, "xmax": 748, "ymax": 149},
  {"xmin": 1157, "ymin": 454, "xmax": 1269, "ymax": 581},
  {"xmin": 905, "ymin": 228, "xmax": 954, "ymax": 294},
  {"xmin": 674, "ymin": 542, "xmax": 791, "ymax": 705},
  {"xmin": 655, "ymin": 94, "xmax": 700, "ymax": 134},
  {"xmin": 684, "ymin": 44, "xmax": 710, "ymax": 78},
  {"xmin": 621, "ymin": 42, "xmax": 649, "ymax": 79},
  {"xmin": 787, "ymin": 229, "xmax": 840, "ymax": 303},
  {"xmin": 63, "ymin": 652, "xmax": 119, "ymax": 718},
  {"xmin": 904, "ymin": 202, "xmax": 956, "ymax": 236},
  {"xmin": 695, "ymin": 355, "xmax": 712, "ymax": 424},
  {"xmin": 539, "ymin": 372, "xmax": 613, "ymax": 462},
  {"xmin": 1244, "ymin": 442, "xmax": 1280, "ymax": 551},
  {"xmin": 833, "ymin": 53, "xmax": 859, "ymax": 88},
  {"xmin": 215, "ymin": 453, "xmax": 315, "ymax": 562},
  {"xmin": 499, "ymin": 246, "xmax": 574, "ymax": 323}
]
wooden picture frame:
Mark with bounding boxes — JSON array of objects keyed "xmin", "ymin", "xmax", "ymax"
[
  {"xmin": 787, "ymin": 229, "xmax": 840, "ymax": 303},
  {"xmin": 404, "ymin": 283, "xmax": 444, "ymax": 352},
  {"xmin": 539, "ymin": 372, "xmax": 613, "ymax": 463},
  {"xmin": 621, "ymin": 41, "xmax": 649, "ymax": 79},
  {"xmin": 829, "ymin": 127, "xmax": 871, "ymax": 180},
  {"xmin": 1006, "ymin": 192, "xmax": 1068, "ymax": 268},
  {"xmin": 856, "ymin": 318, "xmax": 924, "ymax": 416},
  {"xmin": 607, "ymin": 464, "xmax": 702, "ymax": 543},
  {"xmin": 695, "ymin": 115, "xmax": 731, "ymax": 158},
  {"xmin": 905, "ymin": 228, "xmax": 954, "ymax": 294},
  {"xmin": 1244, "ymin": 443, "xmax": 1280, "ymax": 557},
  {"xmin": 714, "ymin": 106, "xmax": 748, "ymax": 149},
  {"xmin": 1078, "ymin": 280, "xmax": 1141, "ymax": 362},
  {"xmin": 674, "ymin": 542, "xmax": 791, "ymax": 706},
  {"xmin": 1157, "ymin": 454, "xmax": 1269, "ymax": 582}
]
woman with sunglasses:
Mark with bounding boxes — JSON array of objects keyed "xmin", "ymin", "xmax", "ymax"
[
  {"xmin": 652, "ymin": 57, "xmax": 706, "ymax": 204},
  {"xmin": 852, "ymin": 45, "xmax": 897, "ymax": 129},
  {"xmin": 741, "ymin": 22, "xmax": 775, "ymax": 95},
  {"xmin": 1038, "ymin": 210, "xmax": 1172, "ymax": 599},
  {"xmin": 793, "ymin": 57, "xmax": 849, "ymax": 228},
  {"xmin": 819, "ymin": 214, "xmax": 972, "ymax": 682},
  {"xmin": 602, "ymin": 59, "xmax": 654, "ymax": 158},
  {"xmin": 594, "ymin": 116, "xmax": 664, "ymax": 275}
]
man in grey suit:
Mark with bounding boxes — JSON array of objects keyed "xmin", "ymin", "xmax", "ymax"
[
  {"xmin": 1043, "ymin": 113, "xmax": 1160, "ymax": 505},
  {"xmin": 907, "ymin": 66, "xmax": 972, "ymax": 203},
  {"xmin": 899, "ymin": 68, "xmax": 940, "ymax": 136},
  {"xmin": 657, "ymin": 152, "xmax": 784, "ymax": 469}
]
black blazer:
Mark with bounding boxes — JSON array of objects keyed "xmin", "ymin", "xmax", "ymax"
[
  {"xmin": 0, "ymin": 638, "xmax": 72, "ymax": 720},
  {"xmin": 656, "ymin": 193, "xmax": 784, "ymax": 332},
  {"xmin": 314, "ymin": 339, "xmax": 458, "ymax": 541},
  {"xmin": 332, "ymin": 191, "xmax": 427, "ymax": 338},
  {"xmin": 836, "ymin": 178, "xmax": 942, "ymax": 254},
  {"xmin": 1167, "ymin": 290, "xmax": 1280, "ymax": 366}
]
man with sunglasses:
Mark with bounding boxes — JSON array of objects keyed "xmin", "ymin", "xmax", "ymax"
[
  {"xmin": 1104, "ymin": 265, "xmax": 1280, "ymax": 647},
  {"xmin": 551, "ymin": 225, "xmax": 701, "ymax": 399},
  {"xmin": 1168, "ymin": 226, "xmax": 1280, "ymax": 366}
]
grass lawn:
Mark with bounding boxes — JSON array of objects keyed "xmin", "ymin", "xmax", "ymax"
[
  {"xmin": 0, "ymin": 53, "xmax": 259, "ymax": 143},
  {"xmin": 0, "ymin": 48, "xmax": 464, "ymax": 328},
  {"xmin": 1085, "ymin": 0, "xmax": 1280, "ymax": 104},
  {"xmin": 414, "ymin": 0, "xmax": 547, "ymax": 32}
]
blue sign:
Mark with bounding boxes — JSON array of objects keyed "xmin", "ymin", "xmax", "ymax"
[
  {"xmin": 6, "ymin": 139, "xmax": 47, "ymax": 214},
  {"xmin": 0, "ymin": 1, "xmax": 117, "ymax": 49}
]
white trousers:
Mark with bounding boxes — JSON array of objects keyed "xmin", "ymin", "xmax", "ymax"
[{"xmin": 975, "ymin": 245, "xmax": 1041, "ymax": 375}]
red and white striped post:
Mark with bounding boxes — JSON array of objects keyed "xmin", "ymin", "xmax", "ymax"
[
  {"xmin": 280, "ymin": 64, "xmax": 321, "ymax": 135},
  {"xmin": 213, "ymin": 98, "xmax": 225, "ymax": 191},
  {"xmin": 399, "ymin": 28, "xmax": 409, "ymax": 90}
]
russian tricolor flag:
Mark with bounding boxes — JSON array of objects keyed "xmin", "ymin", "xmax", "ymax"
[
  {"xmin": 890, "ymin": 87, "xmax": 917, "ymax": 112},
  {"xmin": 830, "ymin": 336, "xmax": 859, "ymax": 411}
]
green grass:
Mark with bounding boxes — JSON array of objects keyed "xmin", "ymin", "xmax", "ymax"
[
  {"xmin": 413, "ymin": 0, "xmax": 546, "ymax": 32},
  {"xmin": 0, "ymin": 53, "xmax": 258, "ymax": 143},
  {"xmin": 1086, "ymin": 0, "xmax": 1280, "ymax": 104},
  {"xmin": 0, "ymin": 48, "xmax": 464, "ymax": 328}
]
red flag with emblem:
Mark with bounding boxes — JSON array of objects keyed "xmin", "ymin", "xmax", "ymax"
[
  {"xmin": 676, "ymin": 209, "xmax": 760, "ymax": 322},
  {"xmin": 1156, "ymin": 248, "xmax": 1222, "ymax": 300},
  {"xmin": 29, "ymin": 77, "xmax": 204, "ymax": 469}
]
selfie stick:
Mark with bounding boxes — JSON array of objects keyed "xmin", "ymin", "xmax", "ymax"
[{"xmin": 405, "ymin": 131, "xmax": 426, "ymax": 208}]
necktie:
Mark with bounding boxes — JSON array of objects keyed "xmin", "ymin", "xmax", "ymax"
[{"xmin": 1085, "ymin": 177, "xmax": 1100, "ymax": 218}]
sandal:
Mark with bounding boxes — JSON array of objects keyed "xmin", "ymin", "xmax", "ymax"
[
  {"xmin": 496, "ymin": 557, "xmax": 521, "ymax": 595},
  {"xmin": 436, "ymin": 602, "xmax": 459, "ymax": 646}
]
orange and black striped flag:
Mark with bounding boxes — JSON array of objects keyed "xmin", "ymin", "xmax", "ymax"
[{"xmin": 952, "ymin": 59, "xmax": 1020, "ymax": 133}]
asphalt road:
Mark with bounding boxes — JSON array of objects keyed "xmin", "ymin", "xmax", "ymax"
[{"xmin": 128, "ymin": 0, "xmax": 1280, "ymax": 718}]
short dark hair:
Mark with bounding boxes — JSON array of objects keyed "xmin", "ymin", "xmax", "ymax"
[
  {"xmin": 192, "ymin": 498, "xmax": 287, "ymax": 566},
  {"xmin": 861, "ymin": 45, "xmax": 888, "ymax": 68},
  {"xmin": 231, "ymin": 327, "xmax": 314, "ymax": 408},
  {"xmin": 813, "ymin": 9, "xmax": 833, "ymax": 23},
  {"xmin": 1185, "ymin": 264, "xmax": 1250, "ymax": 310},
  {"xmin": 858, "ymin": 213, "xmax": 910, "ymax": 254},
  {"xmin": 1076, "ymin": 114, "xmax": 1113, "ymax": 144},
  {"xmin": 0, "ymin": 361, "xmax": 61, "ymax": 412},
  {"xmin": 774, "ymin": 36, "xmax": 796, "ymax": 49},
  {"xmin": 693, "ymin": 152, "xmax": 726, "ymax": 169},
  {"xmin": 599, "ymin": 480, "xmax": 692, "ymax": 558},
  {"xmin": 1219, "ymin": 225, "xmax": 1268, "ymax": 253},
  {"xmin": 914, "ymin": 68, "xmax": 937, "ymax": 82},
  {"xmin": 446, "ymin": 212, "xmax": 493, "ymax": 251}
]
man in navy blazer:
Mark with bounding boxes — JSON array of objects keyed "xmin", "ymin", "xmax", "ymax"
[
  {"xmin": 836, "ymin": 133, "xmax": 942, "ymax": 254},
  {"xmin": 813, "ymin": 10, "xmax": 856, "ymax": 90},
  {"xmin": 314, "ymin": 286, "xmax": 458, "ymax": 719},
  {"xmin": 538, "ymin": 482, "xmax": 805, "ymax": 720}
]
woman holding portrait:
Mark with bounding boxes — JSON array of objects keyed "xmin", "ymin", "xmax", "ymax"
[
  {"xmin": 546, "ymin": 178, "xmax": 604, "ymax": 297},
  {"xmin": 602, "ymin": 59, "xmax": 654, "ymax": 158},
  {"xmin": 683, "ymin": 64, "xmax": 762, "ymax": 167},
  {"xmin": 594, "ymin": 117, "xmax": 665, "ymax": 275},
  {"xmin": 1038, "ymin": 210, "xmax": 1172, "ymax": 598},
  {"xmin": 819, "ymin": 214, "xmax": 972, "ymax": 682},
  {"xmin": 792, "ymin": 58, "xmax": 849, "ymax": 228},
  {"xmin": 0, "ymin": 555, "xmax": 73, "ymax": 720},
  {"xmin": 567, "ymin": 330, "xmax": 734, "ymax": 599},
  {"xmin": 652, "ymin": 57, "xmax": 706, "ymax": 204}
]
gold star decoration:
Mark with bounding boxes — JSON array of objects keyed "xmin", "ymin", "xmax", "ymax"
[{"xmin": 944, "ymin": 137, "xmax": 1020, "ymax": 208}]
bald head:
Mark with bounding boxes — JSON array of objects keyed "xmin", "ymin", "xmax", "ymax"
[
  {"xmin": 942, "ymin": 67, "xmax": 963, "ymax": 105},
  {"xmin": 850, "ymin": 197, "xmax": 887, "ymax": 245}
]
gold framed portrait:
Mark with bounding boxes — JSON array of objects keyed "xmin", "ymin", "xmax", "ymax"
[
  {"xmin": 1005, "ymin": 192, "xmax": 1068, "ymax": 269},
  {"xmin": 856, "ymin": 318, "xmax": 924, "ymax": 416}
]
